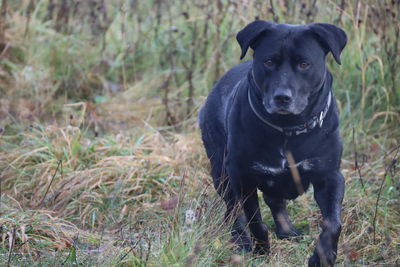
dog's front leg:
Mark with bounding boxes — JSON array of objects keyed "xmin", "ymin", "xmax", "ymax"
[
  {"xmin": 309, "ymin": 171, "xmax": 345, "ymax": 267},
  {"xmin": 263, "ymin": 195, "xmax": 301, "ymax": 239},
  {"xmin": 231, "ymin": 177, "xmax": 270, "ymax": 255}
]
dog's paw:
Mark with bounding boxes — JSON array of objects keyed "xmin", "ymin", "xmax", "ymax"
[
  {"xmin": 308, "ymin": 250, "xmax": 335, "ymax": 267},
  {"xmin": 308, "ymin": 253, "xmax": 320, "ymax": 267},
  {"xmin": 253, "ymin": 242, "xmax": 270, "ymax": 255},
  {"xmin": 276, "ymin": 227, "xmax": 301, "ymax": 240},
  {"xmin": 231, "ymin": 233, "xmax": 252, "ymax": 253}
]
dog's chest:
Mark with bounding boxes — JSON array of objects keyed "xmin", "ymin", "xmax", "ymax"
[
  {"xmin": 246, "ymin": 136, "xmax": 320, "ymax": 175},
  {"xmin": 251, "ymin": 157, "xmax": 314, "ymax": 176},
  {"xmin": 249, "ymin": 146, "xmax": 316, "ymax": 188},
  {"xmin": 249, "ymin": 152, "xmax": 315, "ymax": 198}
]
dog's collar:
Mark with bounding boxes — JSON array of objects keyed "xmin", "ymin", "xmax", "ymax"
[{"xmin": 247, "ymin": 73, "xmax": 332, "ymax": 137}]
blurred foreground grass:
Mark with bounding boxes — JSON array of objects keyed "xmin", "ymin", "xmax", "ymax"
[{"xmin": 0, "ymin": 0, "xmax": 399, "ymax": 266}]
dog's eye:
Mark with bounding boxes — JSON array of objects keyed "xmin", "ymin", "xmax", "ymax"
[
  {"xmin": 299, "ymin": 62, "xmax": 310, "ymax": 69},
  {"xmin": 264, "ymin": 60, "xmax": 275, "ymax": 68}
]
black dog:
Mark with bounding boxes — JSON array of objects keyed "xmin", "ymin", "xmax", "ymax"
[{"xmin": 199, "ymin": 20, "xmax": 346, "ymax": 266}]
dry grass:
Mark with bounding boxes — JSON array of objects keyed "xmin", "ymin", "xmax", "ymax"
[
  {"xmin": 1, "ymin": 106, "xmax": 398, "ymax": 266},
  {"xmin": 1, "ymin": 119, "xmax": 208, "ymax": 223}
]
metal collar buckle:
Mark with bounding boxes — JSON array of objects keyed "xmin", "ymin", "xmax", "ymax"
[{"xmin": 318, "ymin": 111, "xmax": 324, "ymax": 128}]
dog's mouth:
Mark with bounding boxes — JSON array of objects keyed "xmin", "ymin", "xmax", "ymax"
[
  {"xmin": 265, "ymin": 106, "xmax": 295, "ymax": 115},
  {"xmin": 267, "ymin": 106, "xmax": 298, "ymax": 115},
  {"xmin": 263, "ymin": 97, "xmax": 305, "ymax": 116},
  {"xmin": 275, "ymin": 110, "xmax": 292, "ymax": 115},
  {"xmin": 264, "ymin": 99, "xmax": 295, "ymax": 115}
]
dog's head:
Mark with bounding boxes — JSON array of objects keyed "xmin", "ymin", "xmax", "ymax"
[{"xmin": 237, "ymin": 21, "xmax": 347, "ymax": 115}]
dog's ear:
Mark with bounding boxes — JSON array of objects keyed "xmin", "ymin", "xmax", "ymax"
[
  {"xmin": 236, "ymin": 20, "xmax": 275, "ymax": 60},
  {"xmin": 309, "ymin": 23, "xmax": 347, "ymax": 65}
]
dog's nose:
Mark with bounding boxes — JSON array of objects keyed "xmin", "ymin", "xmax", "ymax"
[{"xmin": 273, "ymin": 89, "xmax": 293, "ymax": 105}]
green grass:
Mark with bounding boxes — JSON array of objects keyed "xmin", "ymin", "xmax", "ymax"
[{"xmin": 0, "ymin": 0, "xmax": 399, "ymax": 266}]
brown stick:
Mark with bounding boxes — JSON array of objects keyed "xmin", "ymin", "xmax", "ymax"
[
  {"xmin": 7, "ymin": 226, "xmax": 16, "ymax": 267},
  {"xmin": 38, "ymin": 160, "xmax": 62, "ymax": 206},
  {"xmin": 0, "ymin": 0, "xmax": 8, "ymax": 45},
  {"xmin": 372, "ymin": 145, "xmax": 399, "ymax": 244},
  {"xmin": 352, "ymin": 128, "xmax": 366, "ymax": 194},
  {"xmin": 25, "ymin": 0, "xmax": 36, "ymax": 37}
]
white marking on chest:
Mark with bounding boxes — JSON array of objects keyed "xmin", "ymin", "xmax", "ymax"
[
  {"xmin": 300, "ymin": 159, "xmax": 313, "ymax": 171},
  {"xmin": 252, "ymin": 159, "xmax": 314, "ymax": 175},
  {"xmin": 252, "ymin": 162, "xmax": 286, "ymax": 175}
]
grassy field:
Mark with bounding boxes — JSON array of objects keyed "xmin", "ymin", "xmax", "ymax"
[{"xmin": 0, "ymin": 0, "xmax": 399, "ymax": 266}]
